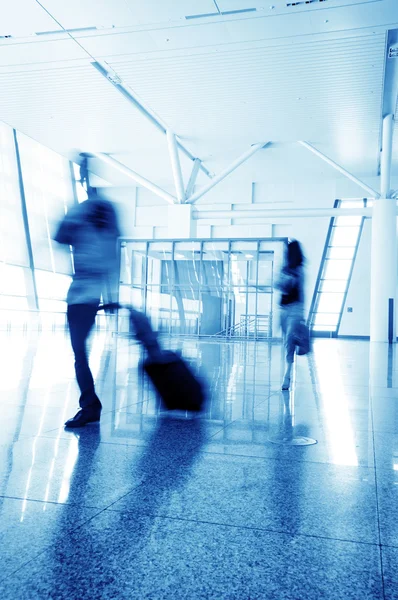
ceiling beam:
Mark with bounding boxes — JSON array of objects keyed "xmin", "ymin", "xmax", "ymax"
[
  {"xmin": 166, "ymin": 129, "xmax": 185, "ymax": 203},
  {"xmin": 186, "ymin": 143, "xmax": 268, "ymax": 204},
  {"xmin": 298, "ymin": 141, "xmax": 380, "ymax": 199},
  {"xmin": 193, "ymin": 207, "xmax": 375, "ymax": 219},
  {"xmin": 185, "ymin": 158, "xmax": 201, "ymax": 199},
  {"xmin": 83, "ymin": 152, "xmax": 177, "ymax": 205},
  {"xmin": 91, "ymin": 62, "xmax": 213, "ymax": 179}
]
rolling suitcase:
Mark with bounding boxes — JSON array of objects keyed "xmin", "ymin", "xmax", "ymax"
[
  {"xmin": 143, "ymin": 351, "xmax": 204, "ymax": 412},
  {"xmin": 99, "ymin": 303, "xmax": 205, "ymax": 412}
]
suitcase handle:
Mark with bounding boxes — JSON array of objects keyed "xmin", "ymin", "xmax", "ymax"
[{"xmin": 98, "ymin": 303, "xmax": 163, "ymax": 360}]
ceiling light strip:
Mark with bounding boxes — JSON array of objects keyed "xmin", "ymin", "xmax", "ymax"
[{"xmin": 186, "ymin": 8, "xmax": 256, "ymax": 19}]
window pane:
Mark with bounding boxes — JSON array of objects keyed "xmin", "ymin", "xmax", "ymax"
[
  {"xmin": 340, "ymin": 200, "xmax": 363, "ymax": 208},
  {"xmin": 35, "ymin": 270, "xmax": 71, "ymax": 300},
  {"xmin": 0, "ymin": 122, "xmax": 29, "ymax": 266},
  {"xmin": 18, "ymin": 132, "xmax": 74, "ymax": 274},
  {"xmin": 334, "ymin": 216, "xmax": 362, "ymax": 227},
  {"xmin": 174, "ymin": 241, "xmax": 201, "ymax": 292},
  {"xmin": 0, "ymin": 264, "xmax": 27, "ymax": 296},
  {"xmin": 75, "ymin": 184, "xmax": 88, "ymax": 203},
  {"xmin": 147, "ymin": 242, "xmax": 172, "ymax": 286},
  {"xmin": 316, "ymin": 293, "xmax": 345, "ymax": 313},
  {"xmin": 312, "ymin": 324, "xmax": 336, "ymax": 332},
  {"xmin": 0, "ymin": 296, "xmax": 29, "ymax": 310},
  {"xmin": 39, "ymin": 299, "xmax": 67, "ymax": 313},
  {"xmin": 319, "ymin": 280, "xmax": 347, "ymax": 293},
  {"xmin": 203, "ymin": 242, "xmax": 229, "ymax": 288},
  {"xmin": 327, "ymin": 247, "xmax": 355, "ymax": 260},
  {"xmin": 314, "ymin": 313, "xmax": 339, "ymax": 326},
  {"xmin": 330, "ymin": 227, "xmax": 360, "ymax": 247},
  {"xmin": 323, "ymin": 260, "xmax": 352, "ymax": 280}
]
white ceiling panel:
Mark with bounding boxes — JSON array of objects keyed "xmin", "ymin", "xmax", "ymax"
[
  {"xmin": 0, "ymin": 0, "xmax": 61, "ymax": 37},
  {"xmin": 147, "ymin": 21, "xmax": 232, "ymax": 51},
  {"xmin": 0, "ymin": 0, "xmax": 395, "ymax": 194},
  {"xmin": 39, "ymin": 0, "xmax": 135, "ymax": 30},
  {"xmin": 39, "ymin": 0, "xmax": 218, "ymax": 29},
  {"xmin": 217, "ymin": 0, "xmax": 382, "ymax": 14},
  {"xmin": 124, "ymin": 1, "xmax": 218, "ymax": 24},
  {"xmin": 0, "ymin": 63, "xmax": 190, "ymax": 185},
  {"xmin": 107, "ymin": 33, "xmax": 385, "ymax": 176},
  {"xmin": 78, "ymin": 30, "xmax": 159, "ymax": 57},
  {"xmin": 0, "ymin": 38, "xmax": 87, "ymax": 66}
]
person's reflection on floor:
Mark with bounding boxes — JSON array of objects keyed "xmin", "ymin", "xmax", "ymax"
[
  {"xmin": 268, "ymin": 390, "xmax": 308, "ymax": 536},
  {"xmin": 279, "ymin": 390, "xmax": 294, "ymax": 442},
  {"xmin": 61, "ymin": 426, "xmax": 102, "ymax": 505},
  {"xmin": 41, "ymin": 417, "xmax": 205, "ymax": 597},
  {"xmin": 271, "ymin": 389, "xmax": 312, "ymax": 443}
]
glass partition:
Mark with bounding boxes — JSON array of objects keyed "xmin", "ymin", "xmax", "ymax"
[{"xmin": 119, "ymin": 239, "xmax": 281, "ymax": 339}]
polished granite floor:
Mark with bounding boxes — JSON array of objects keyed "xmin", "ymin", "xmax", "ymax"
[{"xmin": 0, "ymin": 330, "xmax": 398, "ymax": 599}]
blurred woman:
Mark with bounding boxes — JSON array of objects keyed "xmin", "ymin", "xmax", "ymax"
[
  {"xmin": 54, "ymin": 188, "xmax": 120, "ymax": 427},
  {"xmin": 275, "ymin": 240, "xmax": 305, "ymax": 390}
]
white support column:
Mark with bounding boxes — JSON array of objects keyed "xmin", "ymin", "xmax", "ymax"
[
  {"xmin": 167, "ymin": 204, "xmax": 196, "ymax": 238},
  {"xmin": 167, "ymin": 129, "xmax": 185, "ymax": 203},
  {"xmin": 370, "ymin": 114, "xmax": 397, "ymax": 342}
]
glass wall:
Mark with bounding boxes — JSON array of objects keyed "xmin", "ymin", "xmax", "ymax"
[
  {"xmin": 120, "ymin": 239, "xmax": 280, "ymax": 339},
  {"xmin": 0, "ymin": 123, "xmax": 31, "ymax": 312},
  {"xmin": 17, "ymin": 132, "xmax": 75, "ymax": 313},
  {"xmin": 0, "ymin": 121, "xmax": 76, "ymax": 326},
  {"xmin": 309, "ymin": 199, "xmax": 367, "ymax": 335}
]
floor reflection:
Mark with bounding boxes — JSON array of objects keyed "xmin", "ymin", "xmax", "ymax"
[{"xmin": 0, "ymin": 332, "xmax": 396, "ymax": 596}]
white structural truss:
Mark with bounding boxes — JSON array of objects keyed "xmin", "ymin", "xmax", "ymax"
[
  {"xmin": 89, "ymin": 141, "xmax": 268, "ymax": 206},
  {"xmin": 166, "ymin": 129, "xmax": 185, "ymax": 204},
  {"xmin": 186, "ymin": 143, "xmax": 268, "ymax": 204},
  {"xmin": 298, "ymin": 141, "xmax": 380, "ymax": 199},
  {"xmin": 87, "ymin": 152, "xmax": 177, "ymax": 205},
  {"xmin": 192, "ymin": 207, "xmax": 375, "ymax": 220},
  {"xmin": 185, "ymin": 158, "xmax": 201, "ymax": 199},
  {"xmin": 91, "ymin": 137, "xmax": 381, "ymax": 211}
]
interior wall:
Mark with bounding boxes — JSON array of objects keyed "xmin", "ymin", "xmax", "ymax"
[{"xmin": 339, "ymin": 219, "xmax": 371, "ymax": 338}]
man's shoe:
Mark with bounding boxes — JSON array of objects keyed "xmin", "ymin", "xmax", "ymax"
[{"xmin": 65, "ymin": 408, "xmax": 101, "ymax": 428}]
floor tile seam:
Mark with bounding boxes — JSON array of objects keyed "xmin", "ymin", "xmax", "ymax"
[
  {"xmin": 98, "ymin": 480, "xmax": 151, "ymax": 511},
  {"xmin": 37, "ymin": 434, "xmax": 148, "ymax": 448},
  {"xmin": 378, "ymin": 544, "xmax": 387, "ymax": 600},
  {"xmin": 15, "ymin": 404, "xmax": 139, "ymax": 437},
  {"xmin": 381, "ymin": 542, "xmax": 398, "ymax": 550},
  {"xmin": 0, "ymin": 505, "xmax": 111, "ymax": 585},
  {"xmin": 0, "ymin": 547, "xmax": 54, "ymax": 584},
  {"xmin": 7, "ymin": 421, "xmax": 242, "ymax": 452},
  {"xmin": 369, "ymin": 400, "xmax": 387, "ymax": 600},
  {"xmin": 370, "ymin": 394, "xmax": 383, "ymax": 551},
  {"xmin": 102, "ymin": 506, "xmax": 382, "ymax": 547},
  {"xmin": 199, "ymin": 449, "xmax": 377, "ymax": 469},
  {"xmin": 193, "ymin": 393, "xmax": 277, "ymax": 447},
  {"xmin": 0, "ymin": 478, "xmax": 151, "ymax": 512},
  {"xmin": 0, "ymin": 494, "xmax": 105, "ymax": 510},
  {"xmin": 192, "ymin": 448, "xmax": 378, "ymax": 472}
]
